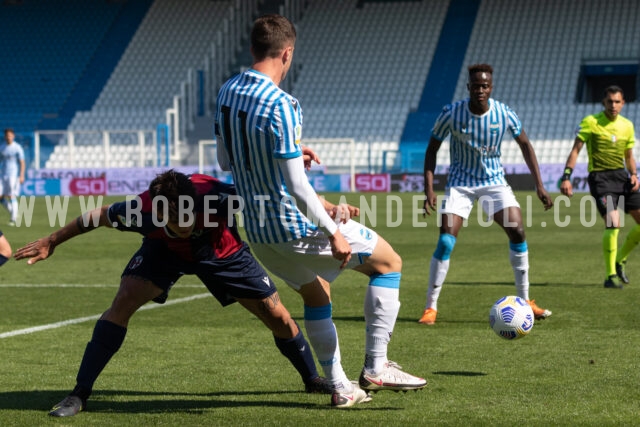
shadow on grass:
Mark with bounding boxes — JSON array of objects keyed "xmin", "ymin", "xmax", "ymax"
[
  {"xmin": 444, "ymin": 281, "xmax": 550, "ymax": 287},
  {"xmin": 0, "ymin": 389, "xmax": 399, "ymax": 413}
]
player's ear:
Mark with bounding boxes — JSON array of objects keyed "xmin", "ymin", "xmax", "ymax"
[{"xmin": 282, "ymin": 45, "xmax": 293, "ymax": 65}]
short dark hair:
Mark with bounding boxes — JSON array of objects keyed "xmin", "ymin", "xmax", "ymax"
[
  {"xmin": 4, "ymin": 128, "xmax": 14, "ymax": 134},
  {"xmin": 149, "ymin": 170, "xmax": 196, "ymax": 222},
  {"xmin": 468, "ymin": 63, "xmax": 493, "ymax": 77},
  {"xmin": 251, "ymin": 14, "xmax": 296, "ymax": 61},
  {"xmin": 604, "ymin": 85, "xmax": 624, "ymax": 99}
]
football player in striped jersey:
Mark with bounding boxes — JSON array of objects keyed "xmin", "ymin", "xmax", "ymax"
[{"xmin": 419, "ymin": 64, "xmax": 553, "ymax": 326}]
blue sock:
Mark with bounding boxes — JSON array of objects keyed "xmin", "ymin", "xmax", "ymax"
[
  {"xmin": 274, "ymin": 321, "xmax": 319, "ymax": 383},
  {"xmin": 75, "ymin": 320, "xmax": 127, "ymax": 396}
]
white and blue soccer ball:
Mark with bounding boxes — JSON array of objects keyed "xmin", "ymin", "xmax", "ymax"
[{"xmin": 489, "ymin": 296, "xmax": 534, "ymax": 340}]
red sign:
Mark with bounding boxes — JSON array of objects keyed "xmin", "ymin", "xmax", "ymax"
[
  {"xmin": 355, "ymin": 174, "xmax": 390, "ymax": 192},
  {"xmin": 69, "ymin": 177, "xmax": 107, "ymax": 195}
]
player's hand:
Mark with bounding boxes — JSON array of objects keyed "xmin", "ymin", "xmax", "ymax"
[
  {"xmin": 631, "ymin": 175, "xmax": 640, "ymax": 192},
  {"xmin": 13, "ymin": 237, "xmax": 55, "ymax": 265},
  {"xmin": 302, "ymin": 146, "xmax": 321, "ymax": 170},
  {"xmin": 328, "ymin": 231, "xmax": 351, "ymax": 269},
  {"xmin": 537, "ymin": 188, "xmax": 554, "ymax": 210},
  {"xmin": 559, "ymin": 180, "xmax": 573, "ymax": 197},
  {"xmin": 330, "ymin": 203, "xmax": 359, "ymax": 223},
  {"xmin": 423, "ymin": 188, "xmax": 437, "ymax": 217}
]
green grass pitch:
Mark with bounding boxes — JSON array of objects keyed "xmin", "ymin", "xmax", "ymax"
[{"xmin": 0, "ymin": 192, "xmax": 639, "ymax": 426}]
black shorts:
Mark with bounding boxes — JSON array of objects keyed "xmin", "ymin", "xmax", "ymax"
[
  {"xmin": 588, "ymin": 169, "xmax": 640, "ymax": 216},
  {"xmin": 122, "ymin": 240, "xmax": 277, "ymax": 306}
]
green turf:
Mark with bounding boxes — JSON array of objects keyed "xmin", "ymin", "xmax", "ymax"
[{"xmin": 1, "ymin": 193, "xmax": 639, "ymax": 426}]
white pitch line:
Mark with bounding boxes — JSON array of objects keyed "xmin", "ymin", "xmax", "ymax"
[{"xmin": 0, "ymin": 293, "xmax": 211, "ymax": 339}]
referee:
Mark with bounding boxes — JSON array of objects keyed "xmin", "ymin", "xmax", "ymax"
[{"xmin": 560, "ymin": 85, "xmax": 640, "ymax": 289}]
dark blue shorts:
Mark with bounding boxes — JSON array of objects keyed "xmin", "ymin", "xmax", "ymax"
[{"xmin": 122, "ymin": 241, "xmax": 277, "ymax": 306}]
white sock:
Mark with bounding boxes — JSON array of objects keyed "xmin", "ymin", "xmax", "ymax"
[
  {"xmin": 510, "ymin": 249, "xmax": 529, "ymax": 300},
  {"xmin": 9, "ymin": 198, "xmax": 18, "ymax": 222},
  {"xmin": 304, "ymin": 317, "xmax": 350, "ymax": 389},
  {"xmin": 426, "ymin": 257, "xmax": 449, "ymax": 310},
  {"xmin": 364, "ymin": 284, "xmax": 400, "ymax": 374}
]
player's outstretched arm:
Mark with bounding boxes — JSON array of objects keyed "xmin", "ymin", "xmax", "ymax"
[
  {"xmin": 624, "ymin": 148, "xmax": 639, "ymax": 191},
  {"xmin": 515, "ymin": 130, "xmax": 553, "ymax": 210},
  {"xmin": 14, "ymin": 206, "xmax": 111, "ymax": 265},
  {"xmin": 423, "ymin": 137, "xmax": 442, "ymax": 216},
  {"xmin": 559, "ymin": 138, "xmax": 584, "ymax": 197}
]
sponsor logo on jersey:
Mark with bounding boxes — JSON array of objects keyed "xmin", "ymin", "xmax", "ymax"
[{"xmin": 294, "ymin": 124, "xmax": 302, "ymax": 143}]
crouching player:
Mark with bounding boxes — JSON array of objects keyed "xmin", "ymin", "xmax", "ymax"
[{"xmin": 14, "ymin": 170, "xmax": 331, "ymax": 417}]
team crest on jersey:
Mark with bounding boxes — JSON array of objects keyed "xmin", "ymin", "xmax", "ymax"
[
  {"xmin": 129, "ymin": 255, "xmax": 143, "ymax": 270},
  {"xmin": 611, "ymin": 134, "xmax": 617, "ymax": 143},
  {"xmin": 291, "ymin": 98, "xmax": 298, "ymax": 111}
]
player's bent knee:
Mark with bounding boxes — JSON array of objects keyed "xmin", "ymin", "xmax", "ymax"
[
  {"xmin": 507, "ymin": 225, "xmax": 526, "ymax": 241},
  {"xmin": 369, "ymin": 237, "xmax": 402, "ymax": 272}
]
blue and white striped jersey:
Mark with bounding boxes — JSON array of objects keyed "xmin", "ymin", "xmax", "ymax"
[
  {"xmin": 432, "ymin": 98, "xmax": 521, "ymax": 188},
  {"xmin": 215, "ymin": 69, "xmax": 315, "ymax": 244}
]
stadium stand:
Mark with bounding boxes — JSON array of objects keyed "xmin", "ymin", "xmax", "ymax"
[
  {"xmin": 448, "ymin": 0, "xmax": 640, "ymax": 167},
  {"xmin": 292, "ymin": 0, "xmax": 450, "ymax": 172},
  {"xmin": 69, "ymin": 0, "xmax": 234, "ymax": 132},
  {"xmin": 51, "ymin": 0, "xmax": 241, "ymax": 169},
  {"xmin": 5, "ymin": 0, "xmax": 640, "ymax": 172},
  {"xmin": 0, "ymin": 0, "xmax": 124, "ymax": 133}
]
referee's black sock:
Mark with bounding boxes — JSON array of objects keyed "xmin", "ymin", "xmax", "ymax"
[
  {"xmin": 74, "ymin": 319, "xmax": 127, "ymax": 398},
  {"xmin": 274, "ymin": 322, "xmax": 319, "ymax": 383}
]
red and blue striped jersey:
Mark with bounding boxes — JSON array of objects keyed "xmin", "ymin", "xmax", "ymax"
[{"xmin": 107, "ymin": 174, "xmax": 243, "ymax": 262}]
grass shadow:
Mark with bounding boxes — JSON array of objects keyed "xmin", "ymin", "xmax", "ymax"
[{"xmin": 0, "ymin": 389, "xmax": 399, "ymax": 414}]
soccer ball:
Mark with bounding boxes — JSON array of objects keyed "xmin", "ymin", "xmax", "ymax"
[{"xmin": 489, "ymin": 296, "xmax": 534, "ymax": 340}]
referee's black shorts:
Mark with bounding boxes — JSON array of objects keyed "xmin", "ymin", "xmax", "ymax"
[{"xmin": 588, "ymin": 169, "xmax": 640, "ymax": 216}]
